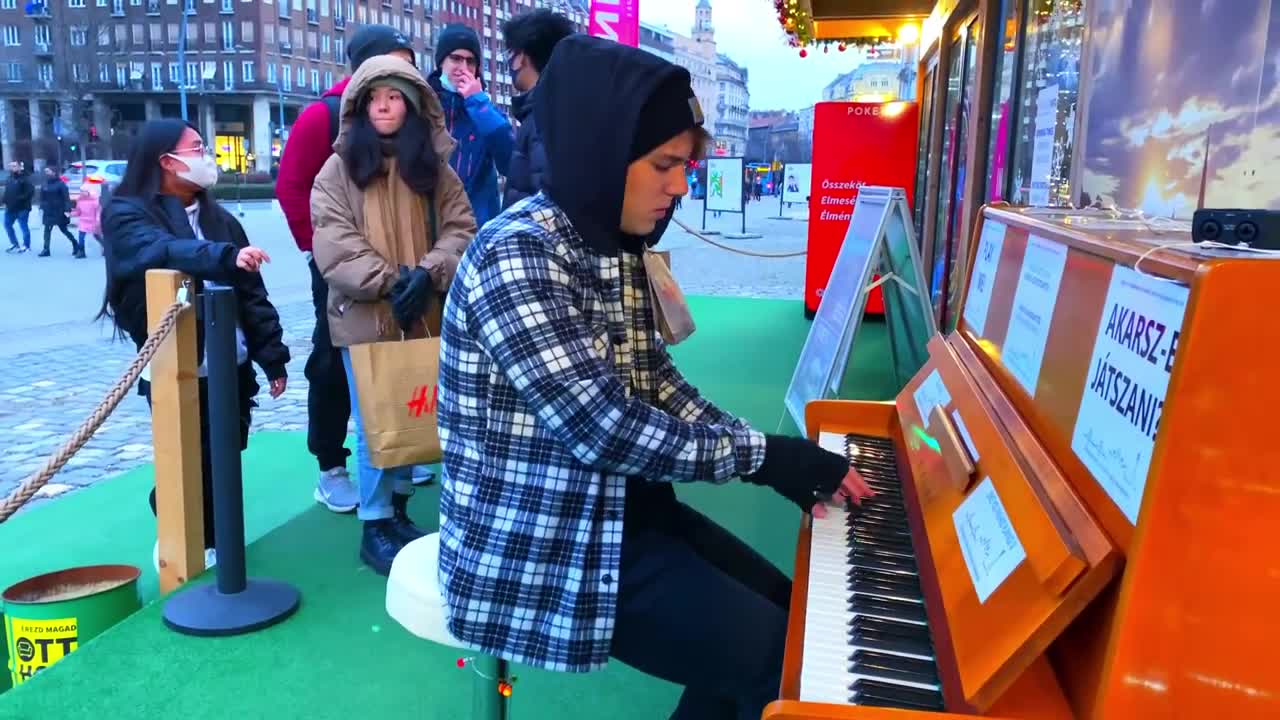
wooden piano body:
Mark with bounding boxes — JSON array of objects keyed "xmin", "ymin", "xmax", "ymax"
[{"xmin": 764, "ymin": 206, "xmax": 1280, "ymax": 719}]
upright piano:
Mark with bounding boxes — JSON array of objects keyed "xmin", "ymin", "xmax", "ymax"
[{"xmin": 764, "ymin": 205, "xmax": 1280, "ymax": 719}]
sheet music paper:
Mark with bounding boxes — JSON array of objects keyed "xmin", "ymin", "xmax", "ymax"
[
  {"xmin": 953, "ymin": 478, "xmax": 1026, "ymax": 604},
  {"xmin": 963, "ymin": 220, "xmax": 1007, "ymax": 337},
  {"xmin": 1071, "ymin": 266, "xmax": 1189, "ymax": 524},
  {"xmin": 1002, "ymin": 235, "xmax": 1068, "ymax": 396}
]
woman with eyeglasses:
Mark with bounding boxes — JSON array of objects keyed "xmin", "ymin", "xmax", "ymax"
[{"xmin": 98, "ymin": 118, "xmax": 290, "ymax": 569}]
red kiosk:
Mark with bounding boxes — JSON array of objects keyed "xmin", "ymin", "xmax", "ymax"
[{"xmin": 804, "ymin": 101, "xmax": 919, "ymax": 317}]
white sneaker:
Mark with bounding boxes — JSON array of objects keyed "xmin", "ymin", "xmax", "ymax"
[
  {"xmin": 153, "ymin": 542, "xmax": 218, "ymax": 572},
  {"xmin": 315, "ymin": 467, "xmax": 359, "ymax": 513},
  {"xmin": 411, "ymin": 466, "xmax": 436, "ymax": 487}
]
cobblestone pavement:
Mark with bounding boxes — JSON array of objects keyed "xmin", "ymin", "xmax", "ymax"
[{"xmin": 0, "ymin": 197, "xmax": 808, "ymax": 507}]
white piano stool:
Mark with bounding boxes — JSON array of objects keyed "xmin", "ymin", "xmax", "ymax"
[{"xmin": 386, "ymin": 533, "xmax": 511, "ymax": 719}]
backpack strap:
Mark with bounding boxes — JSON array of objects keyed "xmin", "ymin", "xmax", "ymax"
[{"xmin": 323, "ymin": 95, "xmax": 342, "ymax": 145}]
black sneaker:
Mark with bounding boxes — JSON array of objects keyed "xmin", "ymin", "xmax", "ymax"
[
  {"xmin": 390, "ymin": 492, "xmax": 427, "ymax": 543},
  {"xmin": 360, "ymin": 519, "xmax": 406, "ymax": 576}
]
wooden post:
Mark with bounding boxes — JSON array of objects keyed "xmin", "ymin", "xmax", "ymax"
[{"xmin": 146, "ymin": 269, "xmax": 205, "ymax": 594}]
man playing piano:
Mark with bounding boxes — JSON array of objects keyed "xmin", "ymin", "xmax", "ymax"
[{"xmin": 436, "ymin": 35, "xmax": 873, "ymax": 720}]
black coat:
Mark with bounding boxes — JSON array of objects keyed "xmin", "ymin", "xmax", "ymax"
[
  {"xmin": 4, "ymin": 172, "xmax": 33, "ymax": 212},
  {"xmin": 40, "ymin": 177, "xmax": 71, "ymax": 221},
  {"xmin": 502, "ymin": 91, "xmax": 549, "ymax": 210},
  {"xmin": 102, "ymin": 194, "xmax": 290, "ymax": 382}
]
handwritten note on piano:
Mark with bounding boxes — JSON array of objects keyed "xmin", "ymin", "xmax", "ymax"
[
  {"xmin": 1071, "ymin": 266, "xmax": 1189, "ymax": 524},
  {"xmin": 1002, "ymin": 235, "xmax": 1068, "ymax": 396},
  {"xmin": 912, "ymin": 369, "xmax": 953, "ymax": 427},
  {"xmin": 962, "ymin": 220, "xmax": 1007, "ymax": 336},
  {"xmin": 953, "ymin": 477, "xmax": 1026, "ymax": 604}
]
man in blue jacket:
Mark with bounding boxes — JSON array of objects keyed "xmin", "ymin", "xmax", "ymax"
[{"xmin": 428, "ymin": 24, "xmax": 513, "ymax": 229}]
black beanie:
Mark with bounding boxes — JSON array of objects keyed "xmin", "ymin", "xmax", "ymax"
[
  {"xmin": 629, "ymin": 70, "xmax": 705, "ymax": 163},
  {"xmin": 347, "ymin": 25, "xmax": 415, "ymax": 70},
  {"xmin": 435, "ymin": 24, "xmax": 483, "ymax": 68}
]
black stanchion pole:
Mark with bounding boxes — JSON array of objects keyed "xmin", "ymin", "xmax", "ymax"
[
  {"xmin": 163, "ymin": 286, "xmax": 300, "ymax": 637},
  {"xmin": 206, "ymin": 286, "xmax": 247, "ymax": 596}
]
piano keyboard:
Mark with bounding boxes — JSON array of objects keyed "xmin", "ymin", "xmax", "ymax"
[{"xmin": 799, "ymin": 432, "xmax": 945, "ymax": 711}]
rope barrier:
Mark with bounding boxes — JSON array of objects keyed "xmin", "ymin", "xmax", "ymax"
[
  {"xmin": 0, "ymin": 295, "xmax": 191, "ymax": 523},
  {"xmin": 671, "ymin": 217, "xmax": 808, "ymax": 259}
]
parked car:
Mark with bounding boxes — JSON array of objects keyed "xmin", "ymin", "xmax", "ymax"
[{"xmin": 66, "ymin": 160, "xmax": 126, "ymax": 195}]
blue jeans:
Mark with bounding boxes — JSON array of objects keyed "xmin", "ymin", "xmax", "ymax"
[
  {"xmin": 341, "ymin": 348, "xmax": 413, "ymax": 520},
  {"xmin": 5, "ymin": 209, "xmax": 30, "ymax": 248}
]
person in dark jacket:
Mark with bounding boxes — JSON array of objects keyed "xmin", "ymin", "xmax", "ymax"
[
  {"xmin": 499, "ymin": 8, "xmax": 575, "ymax": 210},
  {"xmin": 98, "ymin": 118, "xmax": 290, "ymax": 569},
  {"xmin": 276, "ymin": 23, "xmax": 416, "ymax": 515},
  {"xmin": 437, "ymin": 36, "xmax": 872, "ymax": 720},
  {"xmin": 38, "ymin": 165, "xmax": 81, "ymax": 258},
  {"xmin": 428, "ymin": 24, "xmax": 513, "ymax": 229},
  {"xmin": 4, "ymin": 161, "xmax": 34, "ymax": 253}
]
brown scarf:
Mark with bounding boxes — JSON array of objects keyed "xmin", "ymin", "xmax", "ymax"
[{"xmin": 362, "ymin": 157, "xmax": 440, "ymax": 337}]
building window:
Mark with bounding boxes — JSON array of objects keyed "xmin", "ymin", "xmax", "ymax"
[
  {"xmin": 3, "ymin": 26, "xmax": 19, "ymax": 46},
  {"xmin": 1009, "ymin": 0, "xmax": 1087, "ymax": 207},
  {"xmin": 223, "ymin": 59, "xmax": 233, "ymax": 88},
  {"xmin": 169, "ymin": 62, "xmax": 180, "ymax": 83},
  {"xmin": 267, "ymin": 62, "xmax": 276, "ymax": 84},
  {"xmin": 116, "ymin": 63, "xmax": 126, "ymax": 87},
  {"xmin": 221, "ymin": 0, "xmax": 231, "ymax": 12},
  {"xmin": 98, "ymin": 62, "xmax": 109, "ymax": 82},
  {"xmin": 241, "ymin": 21, "xmax": 254, "ymax": 42},
  {"xmin": 282, "ymin": 63, "xmax": 291, "ymax": 90},
  {"xmin": 241, "ymin": 60, "xmax": 253, "ymax": 82},
  {"xmin": 35, "ymin": 24, "xmax": 51, "ymax": 46},
  {"xmin": 7, "ymin": 62, "xmax": 20, "ymax": 82},
  {"xmin": 310, "ymin": 67, "xmax": 318, "ymax": 93},
  {"xmin": 69, "ymin": 0, "xmax": 86, "ymax": 8},
  {"xmin": 185, "ymin": 60, "xmax": 196, "ymax": 85},
  {"xmin": 984, "ymin": 0, "xmax": 1021, "ymax": 203},
  {"xmin": 265, "ymin": 24, "xmax": 275, "ymax": 45},
  {"xmin": 151, "ymin": 61, "xmax": 162, "ymax": 89},
  {"xmin": 38, "ymin": 62, "xmax": 53, "ymax": 84},
  {"xmin": 1, "ymin": 0, "xmax": 16, "ymax": 8},
  {"xmin": 222, "ymin": 20, "xmax": 233, "ymax": 50},
  {"xmin": 167, "ymin": 23, "xmax": 178, "ymax": 44}
]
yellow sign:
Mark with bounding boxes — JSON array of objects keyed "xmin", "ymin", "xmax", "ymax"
[{"xmin": 6, "ymin": 617, "xmax": 78, "ymax": 686}]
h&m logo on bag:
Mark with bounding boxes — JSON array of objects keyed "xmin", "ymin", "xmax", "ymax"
[{"xmin": 406, "ymin": 384, "xmax": 439, "ymax": 418}]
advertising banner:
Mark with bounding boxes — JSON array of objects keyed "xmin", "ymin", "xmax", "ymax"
[
  {"xmin": 782, "ymin": 164, "xmax": 811, "ymax": 204},
  {"xmin": 588, "ymin": 0, "xmax": 639, "ymax": 47},
  {"xmin": 705, "ymin": 157, "xmax": 744, "ymax": 213},
  {"xmin": 806, "ymin": 101, "xmax": 919, "ymax": 315}
]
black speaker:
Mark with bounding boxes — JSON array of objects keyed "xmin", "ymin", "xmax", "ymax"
[{"xmin": 1192, "ymin": 208, "xmax": 1280, "ymax": 250}]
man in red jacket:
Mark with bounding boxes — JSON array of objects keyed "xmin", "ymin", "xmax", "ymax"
[{"xmin": 277, "ymin": 24, "xmax": 416, "ymax": 514}]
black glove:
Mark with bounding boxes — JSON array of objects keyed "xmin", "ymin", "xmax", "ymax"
[
  {"xmin": 744, "ymin": 434, "xmax": 849, "ymax": 512},
  {"xmin": 390, "ymin": 266, "xmax": 432, "ymax": 332}
]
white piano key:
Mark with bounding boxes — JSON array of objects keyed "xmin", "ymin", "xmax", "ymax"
[{"xmin": 799, "ymin": 438, "xmax": 944, "ymax": 707}]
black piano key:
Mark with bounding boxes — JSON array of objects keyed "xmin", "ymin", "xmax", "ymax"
[
  {"xmin": 849, "ymin": 678, "xmax": 945, "ymax": 712},
  {"xmin": 846, "ymin": 626, "xmax": 935, "ymax": 658},
  {"xmin": 849, "ymin": 552, "xmax": 918, "ymax": 573},
  {"xmin": 850, "ymin": 594, "xmax": 928, "ymax": 623},
  {"xmin": 849, "ymin": 537, "xmax": 916, "ymax": 557},
  {"xmin": 849, "ymin": 567, "xmax": 923, "ymax": 596},
  {"xmin": 852, "ymin": 548, "xmax": 918, "ymax": 569},
  {"xmin": 849, "ymin": 616, "xmax": 934, "ymax": 647},
  {"xmin": 849, "ymin": 649, "xmax": 940, "ymax": 686}
]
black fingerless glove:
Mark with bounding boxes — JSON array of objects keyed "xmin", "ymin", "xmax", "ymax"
[
  {"xmin": 744, "ymin": 434, "xmax": 849, "ymax": 512},
  {"xmin": 391, "ymin": 266, "xmax": 432, "ymax": 332}
]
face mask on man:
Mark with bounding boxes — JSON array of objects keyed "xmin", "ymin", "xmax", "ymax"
[{"xmin": 166, "ymin": 153, "xmax": 219, "ymax": 189}]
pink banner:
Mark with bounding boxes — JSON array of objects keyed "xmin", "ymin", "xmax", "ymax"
[{"xmin": 588, "ymin": 0, "xmax": 639, "ymax": 47}]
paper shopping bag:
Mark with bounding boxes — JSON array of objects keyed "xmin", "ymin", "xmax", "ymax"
[{"xmin": 347, "ymin": 335, "xmax": 442, "ymax": 468}]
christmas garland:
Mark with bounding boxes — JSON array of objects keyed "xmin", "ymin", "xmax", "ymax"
[{"xmin": 774, "ymin": 0, "xmax": 897, "ymax": 57}]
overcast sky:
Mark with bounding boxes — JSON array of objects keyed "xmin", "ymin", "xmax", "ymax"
[{"xmin": 636, "ymin": 0, "xmax": 867, "ymax": 111}]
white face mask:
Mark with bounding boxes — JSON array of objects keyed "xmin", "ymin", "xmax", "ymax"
[{"xmin": 166, "ymin": 152, "xmax": 219, "ymax": 189}]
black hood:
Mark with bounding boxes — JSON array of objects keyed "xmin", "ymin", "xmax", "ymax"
[
  {"xmin": 510, "ymin": 88, "xmax": 534, "ymax": 123},
  {"xmin": 535, "ymin": 34, "xmax": 690, "ymax": 256}
]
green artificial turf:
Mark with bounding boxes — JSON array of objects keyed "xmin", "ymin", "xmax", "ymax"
[{"xmin": 0, "ymin": 296, "xmax": 898, "ymax": 719}]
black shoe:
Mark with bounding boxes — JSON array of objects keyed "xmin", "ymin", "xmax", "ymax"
[
  {"xmin": 359, "ymin": 519, "xmax": 406, "ymax": 576},
  {"xmin": 37, "ymin": 250, "xmax": 49, "ymax": 257},
  {"xmin": 390, "ymin": 492, "xmax": 427, "ymax": 542}
]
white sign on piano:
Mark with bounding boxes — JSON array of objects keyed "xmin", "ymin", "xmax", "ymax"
[
  {"xmin": 962, "ymin": 220, "xmax": 1007, "ymax": 337},
  {"xmin": 1071, "ymin": 266, "xmax": 1189, "ymax": 525},
  {"xmin": 1002, "ymin": 235, "xmax": 1068, "ymax": 396},
  {"xmin": 953, "ymin": 478, "xmax": 1026, "ymax": 604},
  {"xmin": 912, "ymin": 369, "xmax": 952, "ymax": 427}
]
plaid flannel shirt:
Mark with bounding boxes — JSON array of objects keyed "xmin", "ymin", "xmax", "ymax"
[{"xmin": 436, "ymin": 194, "xmax": 767, "ymax": 672}]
